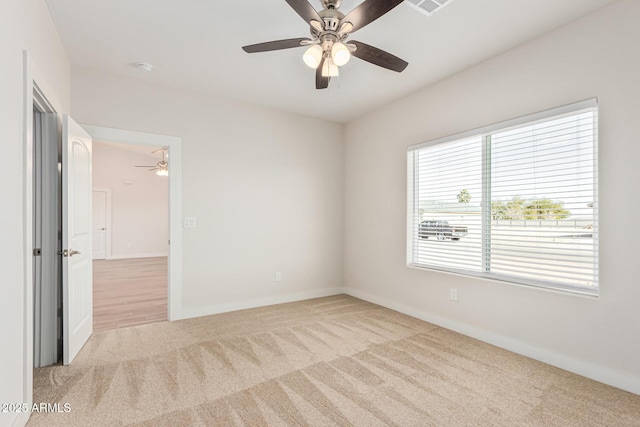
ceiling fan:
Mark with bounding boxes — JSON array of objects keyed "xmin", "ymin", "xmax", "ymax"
[
  {"xmin": 242, "ymin": 0, "xmax": 408, "ymax": 89},
  {"xmin": 135, "ymin": 148, "xmax": 169, "ymax": 176}
]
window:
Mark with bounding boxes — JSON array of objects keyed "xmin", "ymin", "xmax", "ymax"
[{"xmin": 407, "ymin": 100, "xmax": 598, "ymax": 295}]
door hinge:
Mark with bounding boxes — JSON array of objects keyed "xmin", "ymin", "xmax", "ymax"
[{"xmin": 33, "ymin": 248, "xmax": 42, "ymax": 256}]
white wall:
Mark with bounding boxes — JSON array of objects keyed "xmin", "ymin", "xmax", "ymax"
[
  {"xmin": 93, "ymin": 142, "xmax": 169, "ymax": 258},
  {"xmin": 344, "ymin": 0, "xmax": 640, "ymax": 394},
  {"xmin": 72, "ymin": 70, "xmax": 345, "ymax": 318},
  {"xmin": 0, "ymin": 1, "xmax": 70, "ymax": 426}
]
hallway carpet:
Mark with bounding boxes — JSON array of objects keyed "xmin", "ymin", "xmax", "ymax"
[{"xmin": 30, "ymin": 295, "xmax": 640, "ymax": 426}]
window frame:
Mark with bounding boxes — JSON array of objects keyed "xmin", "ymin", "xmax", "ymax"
[{"xmin": 407, "ymin": 99, "xmax": 599, "ymax": 296}]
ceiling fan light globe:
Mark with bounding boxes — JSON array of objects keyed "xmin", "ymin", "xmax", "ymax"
[
  {"xmin": 303, "ymin": 45, "xmax": 323, "ymax": 69},
  {"xmin": 156, "ymin": 169, "xmax": 169, "ymax": 177},
  {"xmin": 331, "ymin": 42, "xmax": 350, "ymax": 66},
  {"xmin": 322, "ymin": 58, "xmax": 339, "ymax": 77}
]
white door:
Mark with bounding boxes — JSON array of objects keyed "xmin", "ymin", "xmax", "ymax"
[
  {"xmin": 92, "ymin": 191, "xmax": 107, "ymax": 259},
  {"xmin": 62, "ymin": 116, "xmax": 93, "ymax": 365}
]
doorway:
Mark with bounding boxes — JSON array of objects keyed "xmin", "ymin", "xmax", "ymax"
[
  {"xmin": 81, "ymin": 125, "xmax": 183, "ymax": 322},
  {"xmin": 91, "ymin": 140, "xmax": 169, "ymax": 330}
]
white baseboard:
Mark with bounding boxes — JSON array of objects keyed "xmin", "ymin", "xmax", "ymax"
[
  {"xmin": 106, "ymin": 252, "xmax": 168, "ymax": 260},
  {"xmin": 344, "ymin": 286, "xmax": 640, "ymax": 396},
  {"xmin": 178, "ymin": 287, "xmax": 344, "ymax": 321}
]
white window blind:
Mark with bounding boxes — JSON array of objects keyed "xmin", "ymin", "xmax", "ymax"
[{"xmin": 407, "ymin": 100, "xmax": 598, "ymax": 295}]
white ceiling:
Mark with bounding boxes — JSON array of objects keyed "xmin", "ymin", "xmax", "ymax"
[{"xmin": 46, "ymin": 0, "xmax": 616, "ymax": 123}]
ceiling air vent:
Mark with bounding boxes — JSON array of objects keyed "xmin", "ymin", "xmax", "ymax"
[{"xmin": 405, "ymin": 0, "xmax": 453, "ymax": 16}]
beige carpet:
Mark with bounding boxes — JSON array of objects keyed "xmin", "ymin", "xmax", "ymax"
[{"xmin": 29, "ymin": 295, "xmax": 640, "ymax": 426}]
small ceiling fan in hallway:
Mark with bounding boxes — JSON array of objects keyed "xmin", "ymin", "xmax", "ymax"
[
  {"xmin": 135, "ymin": 148, "xmax": 169, "ymax": 176},
  {"xmin": 242, "ymin": 0, "xmax": 409, "ymax": 89}
]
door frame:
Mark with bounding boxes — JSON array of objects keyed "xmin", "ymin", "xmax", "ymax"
[
  {"xmin": 22, "ymin": 50, "xmax": 61, "ymax": 425},
  {"xmin": 92, "ymin": 188, "xmax": 112, "ymax": 260},
  {"xmin": 82, "ymin": 125, "xmax": 183, "ymax": 322}
]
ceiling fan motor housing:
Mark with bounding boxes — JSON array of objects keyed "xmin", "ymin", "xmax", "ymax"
[{"xmin": 317, "ymin": 9, "xmax": 345, "ymax": 33}]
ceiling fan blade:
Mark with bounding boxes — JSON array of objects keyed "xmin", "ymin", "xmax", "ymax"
[
  {"xmin": 349, "ymin": 40, "xmax": 408, "ymax": 72},
  {"xmin": 342, "ymin": 0, "xmax": 404, "ymax": 33},
  {"xmin": 242, "ymin": 38, "xmax": 312, "ymax": 53},
  {"xmin": 316, "ymin": 57, "xmax": 330, "ymax": 90},
  {"xmin": 285, "ymin": 0, "xmax": 322, "ymax": 25},
  {"xmin": 135, "ymin": 165, "xmax": 157, "ymax": 168}
]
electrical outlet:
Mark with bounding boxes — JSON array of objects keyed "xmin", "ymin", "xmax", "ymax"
[
  {"xmin": 450, "ymin": 288, "xmax": 458, "ymax": 301},
  {"xmin": 275, "ymin": 272, "xmax": 282, "ymax": 282}
]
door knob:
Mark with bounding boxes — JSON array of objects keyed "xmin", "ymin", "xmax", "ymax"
[{"xmin": 57, "ymin": 249, "xmax": 80, "ymax": 257}]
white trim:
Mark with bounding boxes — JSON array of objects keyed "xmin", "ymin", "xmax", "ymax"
[
  {"xmin": 20, "ymin": 48, "xmax": 35, "ymax": 427},
  {"xmin": 408, "ymin": 98, "xmax": 598, "ymax": 152},
  {"xmin": 344, "ymin": 287, "xmax": 640, "ymax": 396},
  {"xmin": 179, "ymin": 288, "xmax": 344, "ymax": 320},
  {"xmin": 92, "ymin": 188, "xmax": 112, "ymax": 260},
  {"xmin": 80, "ymin": 125, "xmax": 183, "ymax": 320},
  {"xmin": 107, "ymin": 252, "xmax": 169, "ymax": 260},
  {"xmin": 32, "ymin": 82, "xmax": 56, "ymax": 114},
  {"xmin": 84, "ymin": 125, "xmax": 182, "ymax": 148}
]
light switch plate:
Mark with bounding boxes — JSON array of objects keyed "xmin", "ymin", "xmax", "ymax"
[{"xmin": 184, "ymin": 217, "xmax": 197, "ymax": 228}]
